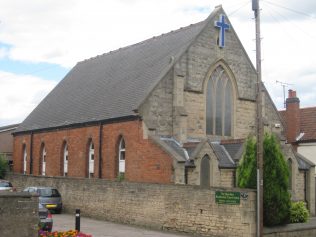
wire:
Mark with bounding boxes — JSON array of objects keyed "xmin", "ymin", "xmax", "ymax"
[
  {"xmin": 262, "ymin": 0, "xmax": 315, "ymax": 19},
  {"xmin": 227, "ymin": 0, "xmax": 251, "ymax": 17},
  {"xmin": 262, "ymin": 1, "xmax": 316, "ymax": 41}
]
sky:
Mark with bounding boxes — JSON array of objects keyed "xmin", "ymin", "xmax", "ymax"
[{"xmin": 0, "ymin": 0, "xmax": 315, "ymax": 126}]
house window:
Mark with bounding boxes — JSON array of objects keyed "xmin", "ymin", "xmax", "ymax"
[
  {"xmin": 206, "ymin": 65, "xmax": 233, "ymax": 136},
  {"xmin": 63, "ymin": 143, "xmax": 68, "ymax": 176},
  {"xmin": 88, "ymin": 141, "xmax": 94, "ymax": 178},
  {"xmin": 118, "ymin": 137, "xmax": 125, "ymax": 174},
  {"xmin": 23, "ymin": 145, "xmax": 27, "ymax": 174},
  {"xmin": 41, "ymin": 146, "xmax": 47, "ymax": 176}
]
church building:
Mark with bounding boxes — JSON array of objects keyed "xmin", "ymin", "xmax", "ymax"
[{"xmin": 13, "ymin": 6, "xmax": 315, "ymax": 214}]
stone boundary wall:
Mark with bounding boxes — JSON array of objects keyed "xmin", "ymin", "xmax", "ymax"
[
  {"xmin": 7, "ymin": 173, "xmax": 256, "ymax": 237},
  {"xmin": 264, "ymin": 218, "xmax": 316, "ymax": 237},
  {"xmin": 0, "ymin": 191, "xmax": 38, "ymax": 237}
]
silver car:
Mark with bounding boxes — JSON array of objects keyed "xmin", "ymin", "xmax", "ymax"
[
  {"xmin": 24, "ymin": 186, "xmax": 62, "ymax": 213},
  {"xmin": 0, "ymin": 180, "xmax": 15, "ymax": 191}
]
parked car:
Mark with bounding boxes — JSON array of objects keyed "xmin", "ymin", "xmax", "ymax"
[
  {"xmin": 38, "ymin": 203, "xmax": 53, "ymax": 232},
  {"xmin": 24, "ymin": 186, "xmax": 62, "ymax": 213},
  {"xmin": 0, "ymin": 179, "xmax": 16, "ymax": 191}
]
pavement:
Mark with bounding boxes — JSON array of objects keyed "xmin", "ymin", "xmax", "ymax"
[{"xmin": 52, "ymin": 214, "xmax": 194, "ymax": 237}]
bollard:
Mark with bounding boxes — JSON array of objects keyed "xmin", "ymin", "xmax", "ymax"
[{"xmin": 75, "ymin": 209, "xmax": 80, "ymax": 232}]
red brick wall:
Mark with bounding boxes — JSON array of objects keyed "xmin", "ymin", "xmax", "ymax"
[{"xmin": 13, "ymin": 120, "xmax": 173, "ymax": 184}]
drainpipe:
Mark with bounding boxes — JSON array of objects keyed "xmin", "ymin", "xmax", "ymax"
[
  {"xmin": 30, "ymin": 132, "xmax": 34, "ymax": 174},
  {"xmin": 304, "ymin": 171, "xmax": 308, "ymax": 208},
  {"xmin": 184, "ymin": 165, "xmax": 188, "ymax": 184},
  {"xmin": 98, "ymin": 123, "xmax": 103, "ymax": 178}
]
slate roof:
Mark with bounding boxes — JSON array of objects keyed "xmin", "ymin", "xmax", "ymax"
[
  {"xmin": 15, "ymin": 8, "xmax": 224, "ymax": 134},
  {"xmin": 0, "ymin": 124, "xmax": 19, "ymax": 133},
  {"xmin": 210, "ymin": 142, "xmax": 236, "ymax": 168},
  {"xmin": 300, "ymin": 107, "xmax": 316, "ymax": 142},
  {"xmin": 295, "ymin": 152, "xmax": 315, "ymax": 170},
  {"xmin": 280, "ymin": 106, "xmax": 316, "ymax": 142}
]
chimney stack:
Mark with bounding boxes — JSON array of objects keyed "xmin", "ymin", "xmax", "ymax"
[{"xmin": 285, "ymin": 89, "xmax": 300, "ymax": 145}]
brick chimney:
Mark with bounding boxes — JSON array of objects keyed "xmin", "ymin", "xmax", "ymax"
[{"xmin": 285, "ymin": 89, "xmax": 300, "ymax": 145}]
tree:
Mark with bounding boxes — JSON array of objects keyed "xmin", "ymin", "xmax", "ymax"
[
  {"xmin": 263, "ymin": 133, "xmax": 291, "ymax": 226},
  {"xmin": 237, "ymin": 133, "xmax": 291, "ymax": 226},
  {"xmin": 0, "ymin": 154, "xmax": 9, "ymax": 179},
  {"xmin": 237, "ymin": 136, "xmax": 257, "ymax": 189}
]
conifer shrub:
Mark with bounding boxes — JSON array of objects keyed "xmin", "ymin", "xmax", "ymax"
[
  {"xmin": 237, "ymin": 137, "xmax": 257, "ymax": 189},
  {"xmin": 263, "ymin": 133, "xmax": 291, "ymax": 226},
  {"xmin": 0, "ymin": 154, "xmax": 9, "ymax": 179},
  {"xmin": 237, "ymin": 133, "xmax": 291, "ymax": 226},
  {"xmin": 290, "ymin": 201, "xmax": 309, "ymax": 223}
]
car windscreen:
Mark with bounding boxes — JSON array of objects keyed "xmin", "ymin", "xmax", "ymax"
[{"xmin": 38, "ymin": 188, "xmax": 61, "ymax": 197}]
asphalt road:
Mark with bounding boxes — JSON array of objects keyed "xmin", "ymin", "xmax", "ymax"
[{"xmin": 52, "ymin": 214, "xmax": 194, "ymax": 237}]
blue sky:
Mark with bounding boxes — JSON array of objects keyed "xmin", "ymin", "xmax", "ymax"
[
  {"xmin": 0, "ymin": 57, "xmax": 69, "ymax": 82},
  {"xmin": 0, "ymin": 0, "xmax": 315, "ymax": 126}
]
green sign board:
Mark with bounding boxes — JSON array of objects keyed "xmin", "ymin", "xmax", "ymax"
[{"xmin": 215, "ymin": 191, "xmax": 240, "ymax": 205}]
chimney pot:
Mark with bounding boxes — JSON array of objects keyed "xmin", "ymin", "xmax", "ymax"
[{"xmin": 288, "ymin": 89, "xmax": 297, "ymax": 98}]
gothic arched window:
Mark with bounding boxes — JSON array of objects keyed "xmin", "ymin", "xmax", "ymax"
[
  {"xmin": 206, "ymin": 65, "xmax": 233, "ymax": 136},
  {"xmin": 118, "ymin": 137, "xmax": 126, "ymax": 174},
  {"xmin": 88, "ymin": 141, "xmax": 94, "ymax": 178},
  {"xmin": 23, "ymin": 145, "xmax": 27, "ymax": 174},
  {"xmin": 63, "ymin": 143, "xmax": 68, "ymax": 177},
  {"xmin": 41, "ymin": 145, "xmax": 47, "ymax": 176}
]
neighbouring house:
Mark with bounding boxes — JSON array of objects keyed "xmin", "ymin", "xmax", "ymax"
[
  {"xmin": 12, "ymin": 6, "xmax": 315, "ymax": 214},
  {"xmin": 280, "ymin": 89, "xmax": 316, "ymax": 174},
  {"xmin": 0, "ymin": 123, "xmax": 19, "ymax": 170}
]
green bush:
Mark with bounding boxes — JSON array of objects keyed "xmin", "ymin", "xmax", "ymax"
[
  {"xmin": 237, "ymin": 133, "xmax": 291, "ymax": 226},
  {"xmin": 237, "ymin": 137, "xmax": 257, "ymax": 189},
  {"xmin": 290, "ymin": 201, "xmax": 309, "ymax": 223},
  {"xmin": 0, "ymin": 154, "xmax": 9, "ymax": 179},
  {"xmin": 263, "ymin": 133, "xmax": 291, "ymax": 226}
]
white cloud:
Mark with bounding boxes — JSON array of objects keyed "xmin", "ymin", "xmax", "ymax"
[
  {"xmin": 0, "ymin": 71, "xmax": 57, "ymax": 126},
  {"xmin": 0, "ymin": 0, "xmax": 315, "ymax": 125}
]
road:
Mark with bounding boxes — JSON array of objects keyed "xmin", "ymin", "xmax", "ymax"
[{"xmin": 52, "ymin": 214, "xmax": 194, "ymax": 237}]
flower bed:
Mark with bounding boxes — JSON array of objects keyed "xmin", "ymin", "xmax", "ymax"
[{"xmin": 39, "ymin": 230, "xmax": 92, "ymax": 237}]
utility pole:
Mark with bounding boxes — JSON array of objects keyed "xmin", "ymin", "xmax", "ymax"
[
  {"xmin": 252, "ymin": 0, "xmax": 264, "ymax": 237},
  {"xmin": 276, "ymin": 80, "xmax": 293, "ymax": 108}
]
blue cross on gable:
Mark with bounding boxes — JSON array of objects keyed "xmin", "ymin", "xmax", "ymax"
[{"xmin": 214, "ymin": 14, "xmax": 230, "ymax": 48}]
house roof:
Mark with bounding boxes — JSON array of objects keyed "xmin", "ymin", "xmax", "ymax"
[
  {"xmin": 300, "ymin": 107, "xmax": 316, "ymax": 142},
  {"xmin": 280, "ymin": 106, "xmax": 316, "ymax": 143},
  {"xmin": 15, "ymin": 7, "xmax": 225, "ymax": 134},
  {"xmin": 0, "ymin": 124, "xmax": 19, "ymax": 133}
]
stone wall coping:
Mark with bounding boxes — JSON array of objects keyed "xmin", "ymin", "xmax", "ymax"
[
  {"xmin": 0, "ymin": 191, "xmax": 38, "ymax": 198},
  {"xmin": 8, "ymin": 172, "xmax": 256, "ymax": 193}
]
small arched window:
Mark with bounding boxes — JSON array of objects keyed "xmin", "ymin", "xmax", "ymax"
[
  {"xmin": 63, "ymin": 143, "xmax": 68, "ymax": 177},
  {"xmin": 206, "ymin": 65, "xmax": 233, "ymax": 136},
  {"xmin": 41, "ymin": 146, "xmax": 47, "ymax": 176},
  {"xmin": 23, "ymin": 145, "xmax": 27, "ymax": 174},
  {"xmin": 200, "ymin": 155, "xmax": 210, "ymax": 188},
  {"xmin": 88, "ymin": 141, "xmax": 94, "ymax": 178},
  {"xmin": 118, "ymin": 137, "xmax": 126, "ymax": 174}
]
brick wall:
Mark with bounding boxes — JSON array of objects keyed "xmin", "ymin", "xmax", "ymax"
[
  {"xmin": 0, "ymin": 192, "xmax": 38, "ymax": 237},
  {"xmin": 8, "ymin": 174, "xmax": 256, "ymax": 237},
  {"xmin": 13, "ymin": 119, "xmax": 174, "ymax": 184}
]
